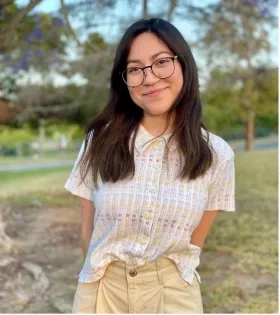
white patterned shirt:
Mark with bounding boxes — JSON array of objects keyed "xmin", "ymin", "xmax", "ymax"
[{"xmin": 64, "ymin": 125, "xmax": 235, "ymax": 284}]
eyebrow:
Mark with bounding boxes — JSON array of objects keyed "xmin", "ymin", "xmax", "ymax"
[{"xmin": 127, "ymin": 51, "xmax": 172, "ymax": 65}]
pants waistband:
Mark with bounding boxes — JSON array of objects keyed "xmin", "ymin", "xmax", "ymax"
[{"xmin": 105, "ymin": 257, "xmax": 178, "ymax": 282}]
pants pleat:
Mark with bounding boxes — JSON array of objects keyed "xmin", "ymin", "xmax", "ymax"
[{"xmin": 72, "ymin": 258, "xmax": 203, "ymax": 313}]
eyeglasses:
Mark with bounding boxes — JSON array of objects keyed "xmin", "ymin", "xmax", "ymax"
[{"xmin": 120, "ymin": 55, "xmax": 178, "ymax": 87}]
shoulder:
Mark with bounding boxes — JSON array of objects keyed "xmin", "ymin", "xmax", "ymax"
[
  {"xmin": 77, "ymin": 130, "xmax": 94, "ymax": 155},
  {"xmin": 86, "ymin": 130, "xmax": 94, "ymax": 140},
  {"xmin": 82, "ymin": 130, "xmax": 94, "ymax": 146},
  {"xmin": 202, "ymin": 128, "xmax": 234, "ymax": 163}
]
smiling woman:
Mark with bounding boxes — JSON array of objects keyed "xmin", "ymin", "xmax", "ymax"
[
  {"xmin": 64, "ymin": 18, "xmax": 235, "ymax": 314},
  {"xmin": 124, "ymin": 33, "xmax": 183, "ymax": 124}
]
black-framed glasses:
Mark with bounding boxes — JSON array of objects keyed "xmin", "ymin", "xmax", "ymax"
[{"xmin": 120, "ymin": 55, "xmax": 178, "ymax": 87}]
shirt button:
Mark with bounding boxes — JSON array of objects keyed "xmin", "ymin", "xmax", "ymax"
[
  {"xmin": 139, "ymin": 236, "xmax": 147, "ymax": 245},
  {"xmin": 149, "ymin": 184, "xmax": 156, "ymax": 193},
  {"xmin": 144, "ymin": 213, "xmax": 152, "ymax": 220},
  {"xmin": 129, "ymin": 269, "xmax": 137, "ymax": 277}
]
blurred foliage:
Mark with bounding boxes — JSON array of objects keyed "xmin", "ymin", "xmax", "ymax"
[
  {"xmin": 0, "ymin": 124, "xmax": 36, "ymax": 144},
  {"xmin": 0, "ymin": 0, "xmax": 277, "ymax": 143},
  {"xmin": 189, "ymin": 0, "xmax": 277, "ymax": 149},
  {"xmin": 254, "ymin": 67, "xmax": 278, "ymax": 130},
  {"xmin": 83, "ymin": 32, "xmax": 108, "ymax": 55},
  {"xmin": 0, "ymin": 121, "xmax": 84, "ymax": 143},
  {"xmin": 45, "ymin": 121, "xmax": 83, "ymax": 140},
  {"xmin": 0, "ymin": 1, "xmax": 69, "ymax": 73},
  {"xmin": 202, "ymin": 66, "xmax": 278, "ymax": 135}
]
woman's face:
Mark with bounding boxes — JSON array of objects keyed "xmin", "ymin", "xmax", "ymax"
[{"xmin": 126, "ymin": 32, "xmax": 183, "ymax": 119}]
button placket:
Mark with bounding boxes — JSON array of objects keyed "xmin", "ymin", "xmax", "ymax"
[
  {"xmin": 139, "ymin": 141, "xmax": 164, "ymax": 251},
  {"xmin": 144, "ymin": 212, "xmax": 152, "ymax": 221},
  {"xmin": 139, "ymin": 235, "xmax": 148, "ymax": 245}
]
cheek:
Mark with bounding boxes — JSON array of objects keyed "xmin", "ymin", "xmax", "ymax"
[
  {"xmin": 171, "ymin": 68, "xmax": 184, "ymax": 93},
  {"xmin": 167, "ymin": 75, "xmax": 183, "ymax": 96},
  {"xmin": 128, "ymin": 86, "xmax": 142, "ymax": 104}
]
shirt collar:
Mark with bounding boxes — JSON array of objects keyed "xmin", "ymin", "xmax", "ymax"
[{"xmin": 134, "ymin": 124, "xmax": 177, "ymax": 154}]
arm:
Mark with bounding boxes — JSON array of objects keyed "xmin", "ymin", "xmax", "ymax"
[
  {"xmin": 190, "ymin": 210, "xmax": 219, "ymax": 250},
  {"xmin": 191, "ymin": 152, "xmax": 235, "ymax": 249},
  {"xmin": 80, "ymin": 197, "xmax": 95, "ymax": 259}
]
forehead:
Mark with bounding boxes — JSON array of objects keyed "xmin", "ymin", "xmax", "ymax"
[{"xmin": 128, "ymin": 32, "xmax": 172, "ymax": 60}]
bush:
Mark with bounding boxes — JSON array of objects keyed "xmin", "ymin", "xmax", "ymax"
[
  {"xmin": 0, "ymin": 126, "xmax": 36, "ymax": 144},
  {"xmin": 45, "ymin": 122, "xmax": 83, "ymax": 141},
  {"xmin": 0, "ymin": 142, "xmax": 33, "ymax": 157},
  {"xmin": 217, "ymin": 128, "xmax": 245, "ymax": 141},
  {"xmin": 254, "ymin": 127, "xmax": 271, "ymax": 138},
  {"xmin": 0, "ymin": 145, "xmax": 17, "ymax": 156},
  {"xmin": 217, "ymin": 127, "xmax": 273, "ymax": 141}
]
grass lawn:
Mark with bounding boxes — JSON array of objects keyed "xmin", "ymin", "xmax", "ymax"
[
  {"xmin": 0, "ymin": 149, "xmax": 278, "ymax": 313},
  {"xmin": 200, "ymin": 149, "xmax": 278, "ymax": 313},
  {"xmin": 0, "ymin": 151, "xmax": 77, "ymax": 166},
  {"xmin": 0, "ymin": 166, "xmax": 76, "ymax": 207}
]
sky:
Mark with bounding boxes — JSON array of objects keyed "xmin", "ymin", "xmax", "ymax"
[
  {"xmin": 16, "ymin": 0, "xmax": 278, "ymax": 86},
  {"xmin": 17, "ymin": 0, "xmax": 206, "ymax": 42}
]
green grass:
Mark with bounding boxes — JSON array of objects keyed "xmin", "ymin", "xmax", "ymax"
[
  {"xmin": 0, "ymin": 166, "xmax": 71, "ymax": 184},
  {"xmin": 2, "ymin": 191, "xmax": 78, "ymax": 208},
  {"xmin": 201, "ymin": 149, "xmax": 278, "ymax": 313},
  {"xmin": 0, "ymin": 166, "xmax": 76, "ymax": 206},
  {"xmin": 0, "ymin": 151, "xmax": 77, "ymax": 165},
  {"xmin": 0, "ymin": 149, "xmax": 278, "ymax": 313}
]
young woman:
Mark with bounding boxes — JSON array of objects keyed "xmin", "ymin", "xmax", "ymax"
[{"xmin": 65, "ymin": 18, "xmax": 235, "ymax": 314}]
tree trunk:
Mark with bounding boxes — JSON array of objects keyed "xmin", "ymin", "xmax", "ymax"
[
  {"xmin": 245, "ymin": 110, "xmax": 255, "ymax": 151},
  {"xmin": 142, "ymin": 0, "xmax": 149, "ymax": 19}
]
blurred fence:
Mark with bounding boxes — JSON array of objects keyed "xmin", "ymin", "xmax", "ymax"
[{"xmin": 0, "ymin": 139, "xmax": 83, "ymax": 158}]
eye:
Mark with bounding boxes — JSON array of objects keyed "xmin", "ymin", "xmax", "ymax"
[
  {"xmin": 127, "ymin": 67, "xmax": 141, "ymax": 74},
  {"xmin": 155, "ymin": 58, "xmax": 171, "ymax": 66}
]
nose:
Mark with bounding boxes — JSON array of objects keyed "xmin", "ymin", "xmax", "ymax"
[{"xmin": 143, "ymin": 67, "xmax": 160, "ymax": 85}]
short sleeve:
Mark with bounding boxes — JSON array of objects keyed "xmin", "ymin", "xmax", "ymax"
[
  {"xmin": 64, "ymin": 134, "xmax": 94, "ymax": 202},
  {"xmin": 204, "ymin": 154, "xmax": 235, "ymax": 212}
]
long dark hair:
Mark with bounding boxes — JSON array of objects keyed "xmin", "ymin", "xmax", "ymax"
[{"xmin": 79, "ymin": 18, "xmax": 213, "ymax": 187}]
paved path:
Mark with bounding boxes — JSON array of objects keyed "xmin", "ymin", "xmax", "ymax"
[
  {"xmin": 229, "ymin": 138, "xmax": 278, "ymax": 151},
  {"xmin": 0, "ymin": 137, "xmax": 277, "ymax": 173},
  {"xmin": 0, "ymin": 161, "xmax": 75, "ymax": 172}
]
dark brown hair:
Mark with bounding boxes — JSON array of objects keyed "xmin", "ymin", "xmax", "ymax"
[{"xmin": 79, "ymin": 18, "xmax": 213, "ymax": 187}]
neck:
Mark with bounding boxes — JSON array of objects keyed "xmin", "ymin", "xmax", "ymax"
[{"xmin": 141, "ymin": 114, "xmax": 175, "ymax": 137}]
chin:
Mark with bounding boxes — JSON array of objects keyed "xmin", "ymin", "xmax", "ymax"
[
  {"xmin": 146, "ymin": 110, "xmax": 170, "ymax": 117},
  {"xmin": 143, "ymin": 104, "xmax": 171, "ymax": 116}
]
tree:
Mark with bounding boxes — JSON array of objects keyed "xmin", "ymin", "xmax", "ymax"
[
  {"xmin": 202, "ymin": 66, "xmax": 278, "ymax": 138},
  {"xmin": 254, "ymin": 67, "xmax": 278, "ymax": 132},
  {"xmin": 64, "ymin": 32, "xmax": 113, "ymax": 124},
  {"xmin": 0, "ymin": 0, "xmax": 43, "ymax": 53},
  {"xmin": 1, "ymin": 0, "xmax": 276, "ymax": 135},
  {"xmin": 0, "ymin": 0, "xmax": 129, "ymax": 123},
  {"xmin": 202, "ymin": 69, "xmax": 241, "ymax": 133},
  {"xmin": 0, "ymin": 1, "xmax": 70, "ymax": 122},
  {"xmin": 182, "ymin": 0, "xmax": 277, "ymax": 150}
]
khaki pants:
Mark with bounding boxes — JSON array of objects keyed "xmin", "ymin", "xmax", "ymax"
[{"xmin": 73, "ymin": 257, "xmax": 203, "ymax": 313}]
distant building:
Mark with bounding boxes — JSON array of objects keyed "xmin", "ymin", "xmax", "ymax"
[{"xmin": 0, "ymin": 98, "xmax": 15, "ymax": 122}]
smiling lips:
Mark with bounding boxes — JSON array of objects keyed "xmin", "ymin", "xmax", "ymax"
[{"xmin": 143, "ymin": 87, "xmax": 167, "ymax": 96}]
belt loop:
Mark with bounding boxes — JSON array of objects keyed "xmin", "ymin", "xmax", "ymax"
[{"xmin": 155, "ymin": 259, "xmax": 164, "ymax": 285}]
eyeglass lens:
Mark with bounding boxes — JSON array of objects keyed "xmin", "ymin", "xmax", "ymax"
[{"xmin": 123, "ymin": 57, "xmax": 175, "ymax": 87}]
